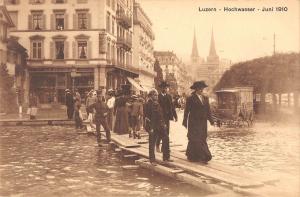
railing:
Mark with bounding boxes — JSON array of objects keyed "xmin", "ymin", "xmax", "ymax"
[
  {"xmin": 116, "ymin": 10, "xmax": 132, "ymax": 29},
  {"xmin": 117, "ymin": 36, "xmax": 132, "ymax": 50}
]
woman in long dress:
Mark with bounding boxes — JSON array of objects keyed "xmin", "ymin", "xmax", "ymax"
[
  {"xmin": 114, "ymin": 85, "xmax": 130, "ymax": 135},
  {"xmin": 182, "ymin": 81, "xmax": 214, "ymax": 162}
]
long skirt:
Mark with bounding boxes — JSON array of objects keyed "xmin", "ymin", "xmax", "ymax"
[
  {"xmin": 186, "ymin": 139, "xmax": 212, "ymax": 162},
  {"xmin": 114, "ymin": 106, "xmax": 129, "ymax": 134}
]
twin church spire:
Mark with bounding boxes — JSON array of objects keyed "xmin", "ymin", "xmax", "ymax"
[{"xmin": 191, "ymin": 27, "xmax": 219, "ymax": 64}]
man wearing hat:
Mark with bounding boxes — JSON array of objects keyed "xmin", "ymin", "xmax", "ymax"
[
  {"xmin": 182, "ymin": 81, "xmax": 214, "ymax": 162},
  {"xmin": 156, "ymin": 81, "xmax": 177, "ymax": 162},
  {"xmin": 89, "ymin": 90, "xmax": 111, "ymax": 146},
  {"xmin": 65, "ymin": 89, "xmax": 74, "ymax": 119},
  {"xmin": 144, "ymin": 89, "xmax": 170, "ymax": 165}
]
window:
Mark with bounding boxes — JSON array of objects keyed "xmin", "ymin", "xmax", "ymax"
[
  {"xmin": 107, "ymin": 41, "xmax": 111, "ymax": 61},
  {"xmin": 31, "ymin": 0, "xmax": 44, "ymax": 4},
  {"xmin": 5, "ymin": 0, "xmax": 19, "ymax": 5},
  {"xmin": 55, "ymin": 41, "xmax": 64, "ymax": 59},
  {"xmin": 112, "ymin": 17, "xmax": 115, "ymax": 35},
  {"xmin": 78, "ymin": 41, "xmax": 87, "ymax": 59},
  {"xmin": 77, "ymin": 0, "xmax": 87, "ymax": 3},
  {"xmin": 55, "ymin": 13, "xmax": 65, "ymax": 30},
  {"xmin": 106, "ymin": 12, "xmax": 110, "ymax": 33},
  {"xmin": 8, "ymin": 11, "xmax": 18, "ymax": 30},
  {"xmin": 78, "ymin": 13, "xmax": 87, "ymax": 29},
  {"xmin": 112, "ymin": 0, "xmax": 115, "ymax": 10},
  {"xmin": 32, "ymin": 41, "xmax": 42, "ymax": 59},
  {"xmin": 32, "ymin": 13, "xmax": 42, "ymax": 30}
]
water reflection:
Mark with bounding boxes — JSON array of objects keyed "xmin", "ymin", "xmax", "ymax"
[{"xmin": 0, "ymin": 126, "xmax": 208, "ymax": 197}]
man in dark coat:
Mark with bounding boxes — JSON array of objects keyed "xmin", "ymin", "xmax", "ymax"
[
  {"xmin": 65, "ymin": 89, "xmax": 74, "ymax": 119},
  {"xmin": 182, "ymin": 81, "xmax": 214, "ymax": 163},
  {"xmin": 89, "ymin": 90, "xmax": 111, "ymax": 146},
  {"xmin": 144, "ymin": 89, "xmax": 171, "ymax": 165},
  {"xmin": 156, "ymin": 81, "xmax": 177, "ymax": 160}
]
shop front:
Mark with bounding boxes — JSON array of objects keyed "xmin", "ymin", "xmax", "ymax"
[{"xmin": 29, "ymin": 68, "xmax": 94, "ymax": 105}]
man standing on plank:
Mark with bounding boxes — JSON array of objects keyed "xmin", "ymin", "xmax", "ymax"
[
  {"xmin": 90, "ymin": 90, "xmax": 111, "ymax": 146},
  {"xmin": 144, "ymin": 89, "xmax": 172, "ymax": 165},
  {"xmin": 156, "ymin": 81, "xmax": 177, "ymax": 161}
]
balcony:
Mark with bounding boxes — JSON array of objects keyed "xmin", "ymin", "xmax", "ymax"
[
  {"xmin": 117, "ymin": 36, "xmax": 132, "ymax": 51},
  {"xmin": 116, "ymin": 10, "xmax": 132, "ymax": 29}
]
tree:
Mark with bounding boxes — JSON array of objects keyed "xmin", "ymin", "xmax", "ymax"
[
  {"xmin": 0, "ymin": 63, "xmax": 17, "ymax": 113},
  {"xmin": 214, "ymin": 53, "xmax": 300, "ymax": 112},
  {"xmin": 154, "ymin": 59, "xmax": 164, "ymax": 90}
]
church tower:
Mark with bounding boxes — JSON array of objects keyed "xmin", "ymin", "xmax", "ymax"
[
  {"xmin": 191, "ymin": 28, "xmax": 201, "ymax": 64},
  {"xmin": 207, "ymin": 28, "xmax": 219, "ymax": 63}
]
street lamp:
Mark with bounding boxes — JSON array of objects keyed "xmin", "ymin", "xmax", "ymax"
[{"xmin": 71, "ymin": 68, "xmax": 77, "ymax": 93}]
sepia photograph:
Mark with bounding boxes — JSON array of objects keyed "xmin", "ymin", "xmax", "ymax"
[{"xmin": 0, "ymin": 0, "xmax": 299, "ymax": 196}]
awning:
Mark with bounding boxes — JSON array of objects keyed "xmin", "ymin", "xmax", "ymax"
[
  {"xmin": 140, "ymin": 84, "xmax": 152, "ymax": 92},
  {"xmin": 127, "ymin": 77, "xmax": 145, "ymax": 91}
]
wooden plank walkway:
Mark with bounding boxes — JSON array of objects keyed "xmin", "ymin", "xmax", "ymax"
[
  {"xmin": 107, "ymin": 131, "xmax": 285, "ymax": 196},
  {"xmin": 0, "ymin": 118, "xmax": 74, "ymax": 126}
]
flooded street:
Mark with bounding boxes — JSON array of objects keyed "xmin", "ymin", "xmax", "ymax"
[
  {"xmin": 171, "ymin": 110, "xmax": 300, "ymax": 194},
  {"xmin": 1, "ymin": 111, "xmax": 299, "ymax": 196},
  {"xmin": 0, "ymin": 126, "xmax": 207, "ymax": 197}
]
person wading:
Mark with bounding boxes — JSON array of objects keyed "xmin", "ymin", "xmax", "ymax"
[
  {"xmin": 89, "ymin": 90, "xmax": 111, "ymax": 146},
  {"xmin": 182, "ymin": 81, "xmax": 214, "ymax": 163}
]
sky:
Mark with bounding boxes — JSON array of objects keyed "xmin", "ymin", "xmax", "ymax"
[{"xmin": 138, "ymin": 0, "xmax": 300, "ymax": 63}]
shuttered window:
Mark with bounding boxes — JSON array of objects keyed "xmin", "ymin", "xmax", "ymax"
[{"xmin": 32, "ymin": 41, "xmax": 42, "ymax": 59}]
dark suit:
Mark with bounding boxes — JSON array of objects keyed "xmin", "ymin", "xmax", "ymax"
[
  {"xmin": 65, "ymin": 92, "xmax": 74, "ymax": 119},
  {"xmin": 182, "ymin": 92, "xmax": 214, "ymax": 162},
  {"xmin": 144, "ymin": 99, "xmax": 170, "ymax": 162},
  {"xmin": 156, "ymin": 93, "xmax": 177, "ymax": 148}
]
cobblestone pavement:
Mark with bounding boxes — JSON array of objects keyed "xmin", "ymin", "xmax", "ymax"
[{"xmin": 0, "ymin": 126, "xmax": 206, "ymax": 197}]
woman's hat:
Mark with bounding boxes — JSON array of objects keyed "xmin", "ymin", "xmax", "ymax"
[
  {"xmin": 65, "ymin": 89, "xmax": 70, "ymax": 92},
  {"xmin": 190, "ymin": 81, "xmax": 208, "ymax": 90},
  {"xmin": 131, "ymin": 94, "xmax": 138, "ymax": 99},
  {"xmin": 158, "ymin": 81, "xmax": 170, "ymax": 88}
]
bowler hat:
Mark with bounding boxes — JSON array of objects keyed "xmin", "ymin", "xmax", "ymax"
[
  {"xmin": 158, "ymin": 81, "xmax": 170, "ymax": 88},
  {"xmin": 190, "ymin": 81, "xmax": 208, "ymax": 90}
]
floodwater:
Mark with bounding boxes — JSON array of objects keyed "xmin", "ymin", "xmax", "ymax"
[
  {"xmin": 171, "ymin": 110, "xmax": 300, "ymax": 195},
  {"xmin": 0, "ymin": 126, "xmax": 207, "ymax": 197},
  {"xmin": 1, "ymin": 110, "xmax": 299, "ymax": 196}
]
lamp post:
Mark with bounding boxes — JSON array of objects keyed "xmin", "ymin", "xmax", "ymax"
[{"xmin": 71, "ymin": 68, "xmax": 77, "ymax": 93}]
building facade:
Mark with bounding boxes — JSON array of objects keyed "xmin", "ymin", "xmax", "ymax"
[
  {"xmin": 154, "ymin": 51, "xmax": 191, "ymax": 95},
  {"xmin": 6, "ymin": 0, "xmax": 136, "ymax": 106},
  {"xmin": 132, "ymin": 1, "xmax": 155, "ymax": 92},
  {"xmin": 1, "ymin": 3, "xmax": 27, "ymax": 108}
]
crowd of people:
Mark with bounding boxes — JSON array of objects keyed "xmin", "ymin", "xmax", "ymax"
[{"xmin": 65, "ymin": 80, "xmax": 215, "ymax": 164}]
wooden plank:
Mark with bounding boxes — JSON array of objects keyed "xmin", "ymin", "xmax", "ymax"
[
  {"xmin": 136, "ymin": 144, "xmax": 264, "ymax": 188},
  {"xmin": 169, "ymin": 151, "xmax": 278, "ymax": 184},
  {"xmin": 122, "ymin": 165, "xmax": 139, "ymax": 170},
  {"xmin": 111, "ymin": 133, "xmax": 140, "ymax": 148}
]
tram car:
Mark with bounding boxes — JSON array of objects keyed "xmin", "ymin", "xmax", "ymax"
[{"xmin": 212, "ymin": 87, "xmax": 254, "ymax": 127}]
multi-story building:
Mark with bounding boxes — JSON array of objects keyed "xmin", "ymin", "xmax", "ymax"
[
  {"xmin": 154, "ymin": 50, "xmax": 190, "ymax": 95},
  {"xmin": 1, "ymin": 3, "xmax": 27, "ymax": 108},
  {"xmin": 5, "ymin": 0, "xmax": 136, "ymax": 106},
  {"xmin": 132, "ymin": 1, "xmax": 155, "ymax": 92},
  {"xmin": 154, "ymin": 51, "xmax": 180, "ymax": 80}
]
